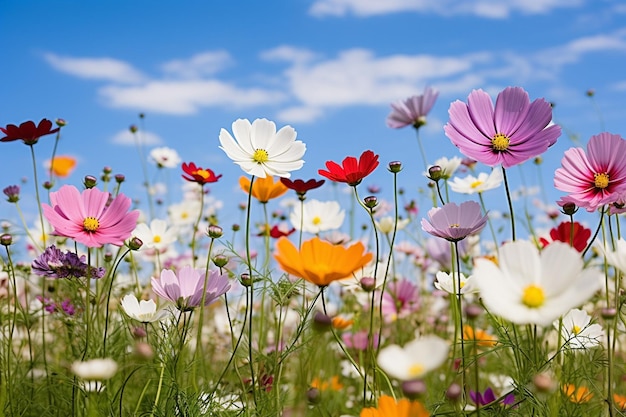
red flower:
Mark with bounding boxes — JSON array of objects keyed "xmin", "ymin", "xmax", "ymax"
[
  {"xmin": 269, "ymin": 224, "xmax": 296, "ymax": 238},
  {"xmin": 539, "ymin": 221, "xmax": 591, "ymax": 253},
  {"xmin": 1, "ymin": 119, "xmax": 60, "ymax": 145},
  {"xmin": 318, "ymin": 150, "xmax": 379, "ymax": 186},
  {"xmin": 181, "ymin": 162, "xmax": 222, "ymax": 185},
  {"xmin": 280, "ymin": 177, "xmax": 325, "ymax": 199}
]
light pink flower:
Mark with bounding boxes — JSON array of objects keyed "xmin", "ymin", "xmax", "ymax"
[
  {"xmin": 151, "ymin": 266, "xmax": 230, "ymax": 311},
  {"xmin": 386, "ymin": 87, "xmax": 439, "ymax": 129},
  {"xmin": 43, "ymin": 185, "xmax": 139, "ymax": 248}
]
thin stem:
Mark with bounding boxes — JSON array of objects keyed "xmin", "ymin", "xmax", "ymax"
[
  {"xmin": 244, "ymin": 175, "xmax": 258, "ymax": 407},
  {"xmin": 501, "ymin": 166, "xmax": 516, "ymax": 241}
]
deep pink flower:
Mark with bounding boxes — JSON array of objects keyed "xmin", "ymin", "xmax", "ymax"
[
  {"xmin": 381, "ymin": 278, "xmax": 420, "ymax": 321},
  {"xmin": 444, "ymin": 87, "xmax": 560, "ymax": 168},
  {"xmin": 421, "ymin": 201, "xmax": 488, "ymax": 242},
  {"xmin": 554, "ymin": 132, "xmax": 626, "ymax": 212},
  {"xmin": 42, "ymin": 185, "xmax": 139, "ymax": 248},
  {"xmin": 151, "ymin": 266, "xmax": 230, "ymax": 311},
  {"xmin": 386, "ymin": 87, "xmax": 439, "ymax": 129}
]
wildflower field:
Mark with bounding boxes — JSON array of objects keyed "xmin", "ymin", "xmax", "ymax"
[{"xmin": 2, "ymin": 86, "xmax": 626, "ymax": 417}]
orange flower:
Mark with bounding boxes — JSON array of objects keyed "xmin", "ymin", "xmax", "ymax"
[
  {"xmin": 331, "ymin": 315, "xmax": 354, "ymax": 330},
  {"xmin": 613, "ymin": 393, "xmax": 626, "ymax": 410},
  {"xmin": 463, "ymin": 325, "xmax": 497, "ymax": 347},
  {"xmin": 239, "ymin": 175, "xmax": 288, "ymax": 203},
  {"xmin": 310, "ymin": 375, "xmax": 343, "ymax": 391},
  {"xmin": 274, "ymin": 237, "xmax": 372, "ymax": 287},
  {"xmin": 360, "ymin": 395, "xmax": 429, "ymax": 417},
  {"xmin": 562, "ymin": 384, "xmax": 593, "ymax": 403},
  {"xmin": 47, "ymin": 155, "xmax": 77, "ymax": 178}
]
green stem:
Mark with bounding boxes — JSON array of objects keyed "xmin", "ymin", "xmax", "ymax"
[{"xmin": 501, "ymin": 166, "xmax": 516, "ymax": 241}]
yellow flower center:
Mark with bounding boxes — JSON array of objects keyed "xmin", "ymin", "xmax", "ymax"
[
  {"xmin": 153, "ymin": 235, "xmax": 162, "ymax": 243},
  {"xmin": 522, "ymin": 284, "xmax": 545, "ymax": 308},
  {"xmin": 470, "ymin": 180, "xmax": 483, "ymax": 188},
  {"xmin": 83, "ymin": 217, "xmax": 99, "ymax": 232},
  {"xmin": 195, "ymin": 169, "xmax": 210, "ymax": 179},
  {"xmin": 450, "ymin": 223, "xmax": 460, "ymax": 228},
  {"xmin": 312, "ymin": 216, "xmax": 322, "ymax": 225},
  {"xmin": 572, "ymin": 325, "xmax": 581, "ymax": 335},
  {"xmin": 491, "ymin": 133, "xmax": 510, "ymax": 151},
  {"xmin": 253, "ymin": 149, "xmax": 269, "ymax": 164},
  {"xmin": 594, "ymin": 172, "xmax": 609, "ymax": 189},
  {"xmin": 408, "ymin": 363, "xmax": 425, "ymax": 378},
  {"xmin": 181, "ymin": 211, "xmax": 189, "ymax": 219}
]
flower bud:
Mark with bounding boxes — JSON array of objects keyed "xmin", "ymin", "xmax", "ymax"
[
  {"xmin": 307, "ymin": 387, "xmax": 321, "ymax": 404},
  {"xmin": 533, "ymin": 372, "xmax": 556, "ymax": 393},
  {"xmin": 55, "ymin": 118, "xmax": 67, "ymax": 127},
  {"xmin": 402, "ymin": 379, "xmax": 427, "ymax": 399},
  {"xmin": 129, "ymin": 125, "xmax": 138, "ymax": 133},
  {"xmin": 464, "ymin": 304, "xmax": 483, "ymax": 319},
  {"xmin": 134, "ymin": 341, "xmax": 154, "ymax": 360},
  {"xmin": 128, "ymin": 237, "xmax": 143, "ymax": 251},
  {"xmin": 427, "ymin": 165, "xmax": 443, "ymax": 181},
  {"xmin": 388, "ymin": 161, "xmax": 403, "ymax": 173},
  {"xmin": 43, "ymin": 181, "xmax": 54, "ymax": 190},
  {"xmin": 445, "ymin": 383, "xmax": 462, "ymax": 401},
  {"xmin": 363, "ymin": 195, "xmax": 378, "ymax": 209},
  {"xmin": 561, "ymin": 202, "xmax": 578, "ymax": 216},
  {"xmin": 239, "ymin": 273, "xmax": 252, "ymax": 287},
  {"xmin": 207, "ymin": 225, "xmax": 223, "ymax": 239},
  {"xmin": 114, "ymin": 174, "xmax": 125, "ymax": 183},
  {"xmin": 0, "ymin": 234, "xmax": 13, "ymax": 246},
  {"xmin": 601, "ymin": 307, "xmax": 617, "ymax": 320},
  {"xmin": 360, "ymin": 277, "xmax": 377, "ymax": 292},
  {"xmin": 232, "ymin": 224, "xmax": 240, "ymax": 232},
  {"xmin": 312, "ymin": 311, "xmax": 332, "ymax": 331},
  {"xmin": 83, "ymin": 175, "xmax": 98, "ymax": 189},
  {"xmin": 132, "ymin": 326, "xmax": 147, "ymax": 339},
  {"xmin": 213, "ymin": 254, "xmax": 229, "ymax": 268}
]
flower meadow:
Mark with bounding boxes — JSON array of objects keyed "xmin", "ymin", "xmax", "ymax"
[{"xmin": 2, "ymin": 86, "xmax": 626, "ymax": 417}]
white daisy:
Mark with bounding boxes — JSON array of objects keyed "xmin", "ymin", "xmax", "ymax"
[
  {"xmin": 434, "ymin": 271, "xmax": 478, "ymax": 295},
  {"xmin": 290, "ymin": 199, "xmax": 344, "ymax": 234},
  {"xmin": 132, "ymin": 218, "xmax": 178, "ymax": 251},
  {"xmin": 374, "ymin": 216, "xmax": 410, "ymax": 234},
  {"xmin": 120, "ymin": 294, "xmax": 168, "ymax": 323},
  {"xmin": 149, "ymin": 146, "xmax": 181, "ymax": 169},
  {"xmin": 71, "ymin": 358, "xmax": 118, "ymax": 381},
  {"xmin": 474, "ymin": 240, "xmax": 602, "ymax": 327},
  {"xmin": 556, "ymin": 308, "xmax": 604, "ymax": 349},
  {"xmin": 449, "ymin": 169, "xmax": 503, "ymax": 194},
  {"xmin": 219, "ymin": 118, "xmax": 306, "ymax": 178},
  {"xmin": 377, "ymin": 335, "xmax": 449, "ymax": 381}
]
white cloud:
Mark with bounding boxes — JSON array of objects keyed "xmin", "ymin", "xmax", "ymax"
[
  {"xmin": 276, "ymin": 106, "xmax": 324, "ymax": 123},
  {"xmin": 534, "ymin": 32, "xmax": 626, "ymax": 71},
  {"xmin": 161, "ymin": 51, "xmax": 233, "ymax": 78},
  {"xmin": 43, "ymin": 53, "xmax": 145, "ymax": 83},
  {"xmin": 260, "ymin": 45, "xmax": 318, "ymax": 64},
  {"xmin": 309, "ymin": 0, "xmax": 583, "ymax": 18},
  {"xmin": 100, "ymin": 80, "xmax": 285, "ymax": 115},
  {"xmin": 110, "ymin": 129, "xmax": 163, "ymax": 146}
]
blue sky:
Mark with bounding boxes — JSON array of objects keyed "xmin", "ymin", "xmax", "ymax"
[{"xmin": 2, "ymin": 0, "xmax": 626, "ymax": 232}]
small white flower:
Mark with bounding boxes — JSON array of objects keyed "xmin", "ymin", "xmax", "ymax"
[
  {"xmin": 426, "ymin": 156, "xmax": 462, "ymax": 179},
  {"xmin": 120, "ymin": 294, "xmax": 167, "ymax": 323},
  {"xmin": 290, "ymin": 199, "xmax": 345, "ymax": 234},
  {"xmin": 556, "ymin": 308, "xmax": 604, "ymax": 349},
  {"xmin": 377, "ymin": 335, "xmax": 449, "ymax": 381},
  {"xmin": 374, "ymin": 216, "xmax": 410, "ymax": 234},
  {"xmin": 132, "ymin": 219, "xmax": 178, "ymax": 251},
  {"xmin": 219, "ymin": 118, "xmax": 306, "ymax": 178},
  {"xmin": 71, "ymin": 358, "xmax": 118, "ymax": 380},
  {"xmin": 149, "ymin": 146, "xmax": 181, "ymax": 169},
  {"xmin": 449, "ymin": 169, "xmax": 503, "ymax": 194},
  {"xmin": 168, "ymin": 200, "xmax": 201, "ymax": 227},
  {"xmin": 434, "ymin": 271, "xmax": 478, "ymax": 295}
]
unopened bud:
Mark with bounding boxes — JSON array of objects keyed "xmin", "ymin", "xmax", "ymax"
[
  {"xmin": 0, "ymin": 234, "xmax": 13, "ymax": 246},
  {"xmin": 128, "ymin": 237, "xmax": 143, "ymax": 251},
  {"xmin": 115, "ymin": 174, "xmax": 125, "ymax": 183},
  {"xmin": 55, "ymin": 118, "xmax": 67, "ymax": 127},
  {"xmin": 388, "ymin": 161, "xmax": 403, "ymax": 173},
  {"xmin": 232, "ymin": 224, "xmax": 240, "ymax": 232},
  {"xmin": 561, "ymin": 203, "xmax": 578, "ymax": 216},
  {"xmin": 129, "ymin": 125, "xmax": 138, "ymax": 133},
  {"xmin": 363, "ymin": 195, "xmax": 378, "ymax": 209},
  {"xmin": 213, "ymin": 254, "xmax": 229, "ymax": 268},
  {"xmin": 402, "ymin": 379, "xmax": 427, "ymax": 399},
  {"xmin": 360, "ymin": 277, "xmax": 377, "ymax": 292},
  {"xmin": 601, "ymin": 307, "xmax": 617, "ymax": 320},
  {"xmin": 446, "ymin": 383, "xmax": 463, "ymax": 401},
  {"xmin": 207, "ymin": 225, "xmax": 223, "ymax": 239},
  {"xmin": 134, "ymin": 341, "xmax": 154, "ymax": 360},
  {"xmin": 428, "ymin": 165, "xmax": 443, "ymax": 181},
  {"xmin": 132, "ymin": 326, "xmax": 147, "ymax": 339},
  {"xmin": 307, "ymin": 387, "xmax": 321, "ymax": 404},
  {"xmin": 239, "ymin": 273, "xmax": 252, "ymax": 287},
  {"xmin": 43, "ymin": 181, "xmax": 54, "ymax": 190},
  {"xmin": 312, "ymin": 311, "xmax": 332, "ymax": 331},
  {"xmin": 465, "ymin": 304, "xmax": 483, "ymax": 319},
  {"xmin": 533, "ymin": 372, "xmax": 556, "ymax": 393},
  {"xmin": 83, "ymin": 175, "xmax": 98, "ymax": 189}
]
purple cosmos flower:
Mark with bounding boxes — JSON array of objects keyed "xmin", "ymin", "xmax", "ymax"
[
  {"xmin": 3, "ymin": 185, "xmax": 20, "ymax": 203},
  {"xmin": 470, "ymin": 387, "xmax": 515, "ymax": 407},
  {"xmin": 381, "ymin": 278, "xmax": 420, "ymax": 321},
  {"xmin": 151, "ymin": 265, "xmax": 230, "ymax": 311},
  {"xmin": 444, "ymin": 87, "xmax": 561, "ymax": 168},
  {"xmin": 421, "ymin": 201, "xmax": 488, "ymax": 242},
  {"xmin": 341, "ymin": 330, "xmax": 380, "ymax": 351},
  {"xmin": 554, "ymin": 132, "xmax": 626, "ymax": 212},
  {"xmin": 386, "ymin": 87, "xmax": 439, "ymax": 129},
  {"xmin": 32, "ymin": 245, "xmax": 105, "ymax": 279}
]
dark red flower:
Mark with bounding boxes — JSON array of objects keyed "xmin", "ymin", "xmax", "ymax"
[
  {"xmin": 318, "ymin": 150, "xmax": 379, "ymax": 186},
  {"xmin": 1, "ymin": 119, "xmax": 60, "ymax": 145},
  {"xmin": 181, "ymin": 162, "xmax": 222, "ymax": 185},
  {"xmin": 539, "ymin": 221, "xmax": 591, "ymax": 253},
  {"xmin": 269, "ymin": 224, "xmax": 296, "ymax": 238},
  {"xmin": 280, "ymin": 177, "xmax": 325, "ymax": 199}
]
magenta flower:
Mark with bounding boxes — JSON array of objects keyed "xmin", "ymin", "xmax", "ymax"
[
  {"xmin": 421, "ymin": 201, "xmax": 488, "ymax": 242},
  {"xmin": 43, "ymin": 185, "xmax": 139, "ymax": 248},
  {"xmin": 386, "ymin": 87, "xmax": 439, "ymax": 129},
  {"xmin": 151, "ymin": 266, "xmax": 230, "ymax": 311},
  {"xmin": 381, "ymin": 278, "xmax": 420, "ymax": 321},
  {"xmin": 444, "ymin": 87, "xmax": 560, "ymax": 168},
  {"xmin": 554, "ymin": 132, "xmax": 626, "ymax": 212}
]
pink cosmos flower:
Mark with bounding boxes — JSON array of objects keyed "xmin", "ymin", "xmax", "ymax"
[
  {"xmin": 386, "ymin": 87, "xmax": 439, "ymax": 129},
  {"xmin": 43, "ymin": 185, "xmax": 139, "ymax": 248},
  {"xmin": 554, "ymin": 132, "xmax": 626, "ymax": 212},
  {"xmin": 444, "ymin": 87, "xmax": 560, "ymax": 168},
  {"xmin": 421, "ymin": 201, "xmax": 488, "ymax": 242},
  {"xmin": 381, "ymin": 278, "xmax": 420, "ymax": 321},
  {"xmin": 151, "ymin": 266, "xmax": 230, "ymax": 311}
]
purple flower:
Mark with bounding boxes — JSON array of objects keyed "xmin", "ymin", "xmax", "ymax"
[
  {"xmin": 421, "ymin": 201, "xmax": 488, "ymax": 242},
  {"xmin": 342, "ymin": 330, "xmax": 380, "ymax": 351},
  {"xmin": 151, "ymin": 266, "xmax": 230, "ymax": 311},
  {"xmin": 3, "ymin": 185, "xmax": 20, "ymax": 203},
  {"xmin": 387, "ymin": 87, "xmax": 439, "ymax": 129},
  {"xmin": 60, "ymin": 299, "xmax": 76, "ymax": 316},
  {"xmin": 444, "ymin": 87, "xmax": 560, "ymax": 168},
  {"xmin": 470, "ymin": 387, "xmax": 515, "ymax": 407},
  {"xmin": 381, "ymin": 278, "xmax": 420, "ymax": 321},
  {"xmin": 32, "ymin": 245, "xmax": 105, "ymax": 279}
]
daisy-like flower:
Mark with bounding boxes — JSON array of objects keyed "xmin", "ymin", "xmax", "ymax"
[
  {"xmin": 562, "ymin": 384, "xmax": 594, "ymax": 404},
  {"xmin": 539, "ymin": 221, "xmax": 591, "ymax": 253},
  {"xmin": 149, "ymin": 146, "xmax": 181, "ymax": 168},
  {"xmin": 434, "ymin": 271, "xmax": 478, "ymax": 295},
  {"xmin": 280, "ymin": 177, "xmax": 325, "ymax": 200},
  {"xmin": 120, "ymin": 294, "xmax": 167, "ymax": 323},
  {"xmin": 219, "ymin": 118, "xmax": 306, "ymax": 178},
  {"xmin": 151, "ymin": 266, "xmax": 230, "ymax": 312},
  {"xmin": 42, "ymin": 185, "xmax": 140, "ymax": 248},
  {"xmin": 554, "ymin": 132, "xmax": 626, "ymax": 212},
  {"xmin": 474, "ymin": 240, "xmax": 602, "ymax": 326},
  {"xmin": 274, "ymin": 236, "xmax": 373, "ymax": 287},
  {"xmin": 444, "ymin": 87, "xmax": 560, "ymax": 168},
  {"xmin": 449, "ymin": 169, "xmax": 503, "ymax": 194},
  {"xmin": 168, "ymin": 199, "xmax": 201, "ymax": 228},
  {"xmin": 45, "ymin": 155, "xmax": 77, "ymax": 178},
  {"xmin": 1, "ymin": 118, "xmax": 60, "ymax": 145},
  {"xmin": 239, "ymin": 175, "xmax": 288, "ymax": 203},
  {"xmin": 469, "ymin": 387, "xmax": 515, "ymax": 407},
  {"xmin": 132, "ymin": 219, "xmax": 178, "ymax": 251},
  {"xmin": 182, "ymin": 162, "xmax": 222, "ymax": 185},
  {"xmin": 426, "ymin": 156, "xmax": 462, "ymax": 180},
  {"xmin": 421, "ymin": 201, "xmax": 488, "ymax": 242},
  {"xmin": 360, "ymin": 394, "xmax": 429, "ymax": 417},
  {"xmin": 375, "ymin": 216, "xmax": 410, "ymax": 234},
  {"xmin": 32, "ymin": 245, "xmax": 105, "ymax": 279},
  {"xmin": 71, "ymin": 358, "xmax": 118, "ymax": 381},
  {"xmin": 381, "ymin": 278, "xmax": 420, "ymax": 322},
  {"xmin": 318, "ymin": 150, "xmax": 379, "ymax": 187},
  {"xmin": 377, "ymin": 335, "xmax": 449, "ymax": 381},
  {"xmin": 289, "ymin": 199, "xmax": 345, "ymax": 234},
  {"xmin": 386, "ymin": 87, "xmax": 439, "ymax": 130},
  {"xmin": 556, "ymin": 308, "xmax": 604, "ymax": 349}
]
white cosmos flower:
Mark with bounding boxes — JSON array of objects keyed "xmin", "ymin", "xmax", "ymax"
[
  {"xmin": 71, "ymin": 358, "xmax": 118, "ymax": 380},
  {"xmin": 375, "ymin": 216, "xmax": 410, "ymax": 234},
  {"xmin": 474, "ymin": 240, "xmax": 602, "ymax": 327},
  {"xmin": 132, "ymin": 219, "xmax": 178, "ymax": 250},
  {"xmin": 149, "ymin": 146, "xmax": 181, "ymax": 169},
  {"xmin": 219, "ymin": 118, "xmax": 306, "ymax": 178},
  {"xmin": 120, "ymin": 294, "xmax": 167, "ymax": 323},
  {"xmin": 377, "ymin": 335, "xmax": 449, "ymax": 381},
  {"xmin": 556, "ymin": 308, "xmax": 604, "ymax": 349},
  {"xmin": 425, "ymin": 156, "xmax": 462, "ymax": 179},
  {"xmin": 599, "ymin": 238, "xmax": 626, "ymax": 273},
  {"xmin": 290, "ymin": 199, "xmax": 344, "ymax": 234},
  {"xmin": 434, "ymin": 271, "xmax": 478, "ymax": 295},
  {"xmin": 449, "ymin": 169, "xmax": 503, "ymax": 194}
]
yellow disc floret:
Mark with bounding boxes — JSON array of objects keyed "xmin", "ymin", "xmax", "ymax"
[
  {"xmin": 83, "ymin": 217, "xmax": 100, "ymax": 232},
  {"xmin": 491, "ymin": 133, "xmax": 510, "ymax": 151},
  {"xmin": 408, "ymin": 363, "xmax": 425, "ymax": 378},
  {"xmin": 522, "ymin": 284, "xmax": 545, "ymax": 308},
  {"xmin": 594, "ymin": 172, "xmax": 609, "ymax": 189},
  {"xmin": 312, "ymin": 216, "xmax": 322, "ymax": 225},
  {"xmin": 253, "ymin": 149, "xmax": 269, "ymax": 164}
]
